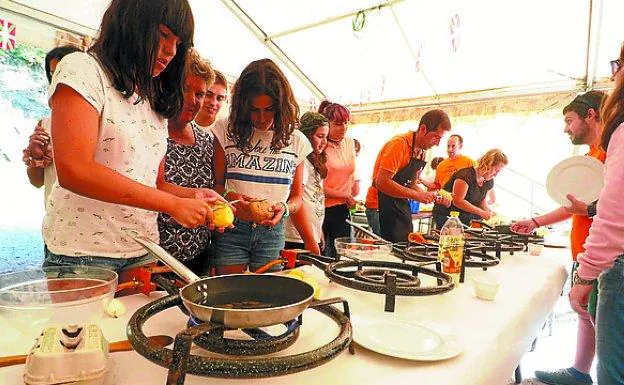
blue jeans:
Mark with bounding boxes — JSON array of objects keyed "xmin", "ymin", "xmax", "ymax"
[
  {"xmin": 365, "ymin": 208, "xmax": 381, "ymax": 236},
  {"xmin": 211, "ymin": 218, "xmax": 285, "ymax": 271},
  {"xmin": 43, "ymin": 246, "xmax": 154, "ymax": 273},
  {"xmin": 595, "ymin": 255, "xmax": 624, "ymax": 385}
]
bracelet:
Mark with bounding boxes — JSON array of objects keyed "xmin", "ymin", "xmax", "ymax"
[
  {"xmin": 531, "ymin": 218, "xmax": 540, "ymax": 227},
  {"xmin": 572, "ymin": 271, "xmax": 595, "ymax": 286},
  {"xmin": 22, "ymin": 149, "xmax": 51, "ymax": 168},
  {"xmin": 280, "ymin": 202, "xmax": 290, "ymax": 218}
]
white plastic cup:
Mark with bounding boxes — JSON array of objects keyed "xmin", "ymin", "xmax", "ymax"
[
  {"xmin": 528, "ymin": 243, "xmax": 543, "ymax": 256},
  {"xmin": 470, "ymin": 275, "xmax": 500, "ymax": 301}
]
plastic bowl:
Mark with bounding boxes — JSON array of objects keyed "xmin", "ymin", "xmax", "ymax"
[
  {"xmin": 334, "ymin": 237, "xmax": 393, "ymax": 260},
  {"xmin": 528, "ymin": 243, "xmax": 543, "ymax": 256},
  {"xmin": 470, "ymin": 275, "xmax": 500, "ymax": 301},
  {"xmin": 0, "ymin": 266, "xmax": 117, "ymax": 338}
]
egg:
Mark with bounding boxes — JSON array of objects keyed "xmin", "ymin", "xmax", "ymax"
[{"xmin": 105, "ymin": 298, "xmax": 127, "ymax": 318}]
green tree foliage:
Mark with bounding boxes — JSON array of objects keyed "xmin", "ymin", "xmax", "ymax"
[{"xmin": 0, "ymin": 43, "xmax": 48, "ymax": 120}]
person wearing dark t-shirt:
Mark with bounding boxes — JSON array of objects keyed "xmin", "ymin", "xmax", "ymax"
[{"xmin": 432, "ymin": 149, "xmax": 508, "ymax": 228}]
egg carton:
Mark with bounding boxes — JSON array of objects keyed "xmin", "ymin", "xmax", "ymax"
[{"xmin": 23, "ymin": 324, "xmax": 109, "ymax": 385}]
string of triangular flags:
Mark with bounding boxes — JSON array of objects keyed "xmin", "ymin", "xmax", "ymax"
[{"xmin": 0, "ymin": 18, "xmax": 16, "ymax": 50}]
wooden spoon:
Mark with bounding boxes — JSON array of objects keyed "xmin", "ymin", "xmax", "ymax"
[{"xmin": 0, "ymin": 335, "xmax": 173, "ymax": 368}]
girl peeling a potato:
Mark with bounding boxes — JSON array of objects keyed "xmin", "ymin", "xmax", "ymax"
[{"xmin": 212, "ymin": 59, "xmax": 314, "ymax": 274}]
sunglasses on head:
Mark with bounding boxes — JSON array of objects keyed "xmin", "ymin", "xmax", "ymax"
[{"xmin": 610, "ymin": 59, "xmax": 622, "ymax": 75}]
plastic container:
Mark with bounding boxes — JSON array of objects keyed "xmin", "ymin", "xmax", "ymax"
[
  {"xmin": 471, "ymin": 275, "xmax": 501, "ymax": 301},
  {"xmin": 528, "ymin": 243, "xmax": 543, "ymax": 256},
  {"xmin": 0, "ymin": 266, "xmax": 117, "ymax": 342},
  {"xmin": 23, "ymin": 324, "xmax": 110, "ymax": 385},
  {"xmin": 408, "ymin": 199, "xmax": 420, "ymax": 214},
  {"xmin": 437, "ymin": 211, "xmax": 465, "ymax": 282},
  {"xmin": 335, "ymin": 237, "xmax": 393, "ymax": 259}
]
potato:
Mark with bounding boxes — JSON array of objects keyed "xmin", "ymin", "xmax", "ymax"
[
  {"xmin": 249, "ymin": 199, "xmax": 274, "ymax": 223},
  {"xmin": 210, "ymin": 202, "xmax": 234, "ymax": 227},
  {"xmin": 438, "ymin": 189, "xmax": 453, "ymax": 201}
]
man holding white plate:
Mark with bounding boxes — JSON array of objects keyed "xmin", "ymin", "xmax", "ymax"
[{"xmin": 511, "ymin": 90, "xmax": 606, "ymax": 385}]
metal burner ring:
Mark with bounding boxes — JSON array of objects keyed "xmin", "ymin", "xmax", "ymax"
[
  {"xmin": 127, "ymin": 294, "xmax": 352, "ymax": 379},
  {"xmin": 353, "ymin": 269, "xmax": 421, "ymax": 286},
  {"xmin": 325, "ymin": 260, "xmax": 454, "ymax": 296}
]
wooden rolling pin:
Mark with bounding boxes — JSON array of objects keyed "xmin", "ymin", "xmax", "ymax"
[{"xmin": 0, "ymin": 335, "xmax": 173, "ymax": 368}]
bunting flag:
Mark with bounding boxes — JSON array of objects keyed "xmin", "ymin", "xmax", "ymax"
[
  {"xmin": 0, "ymin": 18, "xmax": 16, "ymax": 50},
  {"xmin": 450, "ymin": 13, "xmax": 460, "ymax": 53}
]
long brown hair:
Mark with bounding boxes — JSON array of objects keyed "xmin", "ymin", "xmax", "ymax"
[
  {"xmin": 299, "ymin": 112, "xmax": 329, "ymax": 179},
  {"xmin": 228, "ymin": 59, "xmax": 299, "ymax": 153},
  {"xmin": 89, "ymin": 0, "xmax": 194, "ymax": 119},
  {"xmin": 601, "ymin": 44, "xmax": 624, "ymax": 150}
]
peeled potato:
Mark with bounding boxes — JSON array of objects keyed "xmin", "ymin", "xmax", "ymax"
[
  {"xmin": 211, "ymin": 203, "xmax": 234, "ymax": 227},
  {"xmin": 249, "ymin": 200, "xmax": 274, "ymax": 223},
  {"xmin": 438, "ymin": 190, "xmax": 453, "ymax": 201},
  {"xmin": 286, "ymin": 269, "xmax": 306, "ymax": 279},
  {"xmin": 287, "ymin": 271, "xmax": 321, "ymax": 299}
]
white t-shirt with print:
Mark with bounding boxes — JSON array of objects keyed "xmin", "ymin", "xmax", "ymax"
[
  {"xmin": 43, "ymin": 52, "xmax": 167, "ymax": 258},
  {"xmin": 212, "ymin": 118, "xmax": 311, "ymax": 203},
  {"xmin": 285, "ymin": 159, "xmax": 324, "ymax": 244}
]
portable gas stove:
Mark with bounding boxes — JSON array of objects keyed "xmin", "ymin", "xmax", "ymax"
[
  {"xmin": 278, "ymin": 250, "xmax": 455, "ymax": 313},
  {"xmin": 127, "ymin": 292, "xmax": 353, "ymax": 385}
]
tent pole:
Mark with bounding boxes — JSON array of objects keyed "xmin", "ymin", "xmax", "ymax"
[{"xmin": 220, "ymin": 0, "xmax": 325, "ymax": 101}]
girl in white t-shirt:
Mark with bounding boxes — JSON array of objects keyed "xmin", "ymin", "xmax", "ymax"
[
  {"xmin": 212, "ymin": 59, "xmax": 315, "ymax": 274},
  {"xmin": 284, "ymin": 112, "xmax": 329, "ymax": 251},
  {"xmin": 43, "ymin": 0, "xmax": 223, "ymax": 271}
]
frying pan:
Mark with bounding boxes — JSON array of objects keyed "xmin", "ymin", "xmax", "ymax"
[{"xmin": 127, "ymin": 232, "xmax": 314, "ymax": 329}]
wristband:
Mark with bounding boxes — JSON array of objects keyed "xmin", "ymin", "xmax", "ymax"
[
  {"xmin": 280, "ymin": 202, "xmax": 290, "ymax": 218},
  {"xmin": 531, "ymin": 218, "xmax": 540, "ymax": 227},
  {"xmin": 587, "ymin": 201, "xmax": 597, "ymax": 218}
]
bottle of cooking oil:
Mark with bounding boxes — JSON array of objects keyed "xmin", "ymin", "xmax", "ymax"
[{"xmin": 437, "ymin": 211, "xmax": 465, "ymax": 283}]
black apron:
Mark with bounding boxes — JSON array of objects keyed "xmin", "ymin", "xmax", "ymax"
[{"xmin": 378, "ymin": 132, "xmax": 427, "ymax": 243}]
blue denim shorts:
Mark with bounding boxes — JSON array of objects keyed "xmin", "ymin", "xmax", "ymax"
[
  {"xmin": 595, "ymin": 255, "xmax": 624, "ymax": 385},
  {"xmin": 211, "ymin": 218, "xmax": 285, "ymax": 271},
  {"xmin": 43, "ymin": 246, "xmax": 154, "ymax": 273}
]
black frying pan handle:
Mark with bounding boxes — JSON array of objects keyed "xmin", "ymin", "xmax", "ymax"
[
  {"xmin": 296, "ymin": 253, "xmax": 334, "ymax": 269},
  {"xmin": 152, "ymin": 275, "xmax": 189, "ymax": 316}
]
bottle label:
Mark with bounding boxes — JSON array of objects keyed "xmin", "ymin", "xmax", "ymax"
[{"xmin": 438, "ymin": 235, "xmax": 464, "ymax": 275}]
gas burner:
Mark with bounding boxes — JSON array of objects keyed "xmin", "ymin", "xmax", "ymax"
[
  {"xmin": 127, "ymin": 294, "xmax": 353, "ymax": 384},
  {"xmin": 392, "ymin": 242, "xmax": 500, "ymax": 268},
  {"xmin": 187, "ymin": 315, "xmax": 300, "ymax": 356},
  {"xmin": 281, "ymin": 251, "xmax": 455, "ymax": 313},
  {"xmin": 465, "ymin": 221, "xmax": 544, "ymax": 249},
  {"xmin": 353, "ymin": 268, "xmax": 420, "ymax": 286}
]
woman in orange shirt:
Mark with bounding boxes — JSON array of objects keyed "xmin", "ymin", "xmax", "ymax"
[{"xmin": 319, "ymin": 101, "xmax": 359, "ymax": 257}]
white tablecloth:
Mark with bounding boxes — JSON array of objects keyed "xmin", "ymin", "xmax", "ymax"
[{"xmin": 0, "ymin": 249, "xmax": 567, "ymax": 385}]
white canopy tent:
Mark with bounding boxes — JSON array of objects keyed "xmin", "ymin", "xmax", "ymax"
[{"xmin": 2, "ymin": 0, "xmax": 624, "ymax": 113}]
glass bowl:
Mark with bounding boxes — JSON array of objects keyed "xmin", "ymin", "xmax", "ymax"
[
  {"xmin": 0, "ymin": 266, "xmax": 118, "ymax": 339},
  {"xmin": 334, "ymin": 237, "xmax": 393, "ymax": 260}
]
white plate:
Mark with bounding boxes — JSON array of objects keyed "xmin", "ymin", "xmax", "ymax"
[
  {"xmin": 352, "ymin": 315, "xmax": 462, "ymax": 361},
  {"xmin": 546, "ymin": 155, "xmax": 604, "ymax": 206}
]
